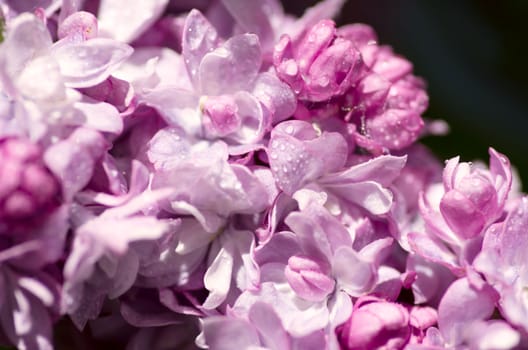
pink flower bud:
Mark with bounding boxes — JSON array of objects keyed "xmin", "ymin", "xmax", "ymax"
[
  {"xmin": 0, "ymin": 138, "xmax": 60, "ymax": 233},
  {"xmin": 336, "ymin": 296, "xmax": 411, "ymax": 350},
  {"xmin": 58, "ymin": 11, "xmax": 98, "ymax": 42},
  {"xmin": 273, "ymin": 20, "xmax": 364, "ymax": 102},
  {"xmin": 284, "ymin": 255, "xmax": 335, "ymax": 302},
  {"xmin": 438, "ymin": 148, "xmax": 511, "ymax": 240},
  {"xmin": 201, "ymin": 95, "xmax": 241, "ymax": 137}
]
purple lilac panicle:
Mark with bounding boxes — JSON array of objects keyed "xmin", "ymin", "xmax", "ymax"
[{"xmin": 0, "ymin": 1, "xmax": 526, "ymax": 350}]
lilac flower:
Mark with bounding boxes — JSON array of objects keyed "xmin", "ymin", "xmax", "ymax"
[
  {"xmin": 408, "ymin": 148, "xmax": 512, "ymax": 274},
  {"xmin": 274, "ymin": 20, "xmax": 428, "ymax": 154},
  {"xmin": 142, "ymin": 9, "xmax": 295, "ymax": 149},
  {"xmin": 0, "ymin": 1, "xmax": 526, "ymax": 349},
  {"xmin": 148, "ymin": 128, "xmax": 269, "ymax": 232},
  {"xmin": 273, "ymin": 19, "xmax": 364, "ymax": 102},
  {"xmin": 408, "ymin": 277, "xmax": 519, "ymax": 350},
  {"xmin": 61, "ymin": 166, "xmax": 175, "ymax": 329},
  {"xmin": 176, "ymin": 0, "xmax": 347, "ymax": 61},
  {"xmin": 336, "ymin": 296, "xmax": 412, "ymax": 350},
  {"xmin": 283, "ymin": 192, "xmax": 392, "ymax": 299},
  {"xmin": 435, "ymin": 148, "xmax": 511, "ymax": 240},
  {"xmin": 268, "ymin": 119, "xmax": 407, "ymax": 215},
  {"xmin": 0, "ymin": 12, "xmax": 131, "ymax": 140},
  {"xmin": 200, "ymin": 301, "xmax": 326, "ymax": 350},
  {"xmin": 474, "ymin": 197, "xmax": 528, "ymax": 333}
]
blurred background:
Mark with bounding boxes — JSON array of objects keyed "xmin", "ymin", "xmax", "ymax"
[{"xmin": 285, "ymin": 0, "xmax": 528, "ymax": 188}]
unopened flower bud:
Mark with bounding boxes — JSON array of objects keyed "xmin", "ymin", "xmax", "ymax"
[
  {"xmin": 285, "ymin": 255, "xmax": 335, "ymax": 302},
  {"xmin": 0, "ymin": 138, "xmax": 60, "ymax": 233}
]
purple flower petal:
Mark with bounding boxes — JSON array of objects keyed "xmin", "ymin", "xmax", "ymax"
[
  {"xmin": 97, "ymin": 0, "xmax": 169, "ymax": 43},
  {"xmin": 437, "ymin": 277, "xmax": 498, "ymax": 345},
  {"xmin": 332, "ymin": 246, "xmax": 376, "ymax": 296},
  {"xmin": 182, "ymin": 9, "xmax": 220, "ymax": 88},
  {"xmin": 202, "ymin": 317, "xmax": 260, "ymax": 350},
  {"xmin": 51, "ymin": 38, "xmax": 133, "ymax": 88},
  {"xmin": 199, "ymin": 33, "xmax": 262, "ymax": 95}
]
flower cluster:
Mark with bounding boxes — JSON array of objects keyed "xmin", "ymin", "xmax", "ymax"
[{"xmin": 0, "ymin": 1, "xmax": 525, "ymax": 349}]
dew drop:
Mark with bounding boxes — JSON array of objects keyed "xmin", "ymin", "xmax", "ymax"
[{"xmin": 285, "ymin": 125, "xmax": 294, "ymax": 134}]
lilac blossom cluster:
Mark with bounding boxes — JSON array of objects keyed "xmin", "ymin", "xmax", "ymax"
[{"xmin": 0, "ymin": 0, "xmax": 525, "ymax": 349}]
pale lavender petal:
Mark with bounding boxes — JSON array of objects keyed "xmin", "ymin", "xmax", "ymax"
[
  {"xmin": 464, "ymin": 320, "xmax": 520, "ymax": 350},
  {"xmin": 407, "ymin": 232, "xmax": 462, "ymax": 275},
  {"xmin": 79, "ymin": 216, "xmax": 170, "ymax": 255},
  {"xmin": 175, "ymin": 218, "xmax": 215, "ymax": 255},
  {"xmin": 269, "ymin": 120, "xmax": 348, "ymax": 194},
  {"xmin": 285, "ymin": 198, "xmax": 351, "ymax": 259},
  {"xmin": 292, "ymin": 331, "xmax": 327, "ymax": 350},
  {"xmin": 406, "ymin": 254, "xmax": 455, "ymax": 305},
  {"xmin": 358, "ymin": 237, "xmax": 394, "ymax": 265},
  {"xmin": 199, "ymin": 34, "xmax": 261, "ymax": 95},
  {"xmin": 182, "ymin": 9, "xmax": 220, "ymax": 87},
  {"xmin": 44, "ymin": 128, "xmax": 107, "ymax": 201},
  {"xmin": 437, "ymin": 277, "xmax": 498, "ymax": 345},
  {"xmin": 332, "ymin": 246, "xmax": 376, "ymax": 296},
  {"xmin": 248, "ymin": 302, "xmax": 290, "ymax": 350},
  {"xmin": 52, "ymin": 38, "xmax": 133, "ymax": 88},
  {"xmin": 251, "ymin": 71, "xmax": 296, "ymax": 123},
  {"xmin": 221, "ymin": 0, "xmax": 274, "ymax": 48},
  {"xmin": 371, "ymin": 266, "xmax": 402, "ymax": 301},
  {"xmin": 12, "ymin": 54, "xmax": 66, "ymax": 103},
  {"xmin": 77, "ymin": 160, "xmax": 148, "ymax": 207},
  {"xmin": 321, "ymin": 155, "xmax": 407, "ymax": 186},
  {"xmin": 73, "ymin": 98, "xmax": 123, "ymax": 134},
  {"xmin": 0, "ymin": 13, "xmax": 52, "ymax": 95},
  {"xmin": 202, "ymin": 237, "xmax": 235, "ymax": 309},
  {"xmin": 202, "ymin": 317, "xmax": 260, "ymax": 350},
  {"xmin": 98, "ymin": 0, "xmax": 170, "ymax": 43},
  {"xmin": 228, "ymin": 91, "xmax": 268, "ymax": 144},
  {"xmin": 141, "ymin": 88, "xmax": 201, "ymax": 135},
  {"xmin": 488, "ymin": 147, "xmax": 512, "ymax": 207},
  {"xmin": 325, "ymin": 181, "xmax": 394, "ymax": 215},
  {"xmin": 107, "ymin": 251, "xmax": 140, "ymax": 299}
]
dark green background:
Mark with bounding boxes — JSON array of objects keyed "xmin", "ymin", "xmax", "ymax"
[{"xmin": 286, "ymin": 0, "xmax": 528, "ymax": 189}]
